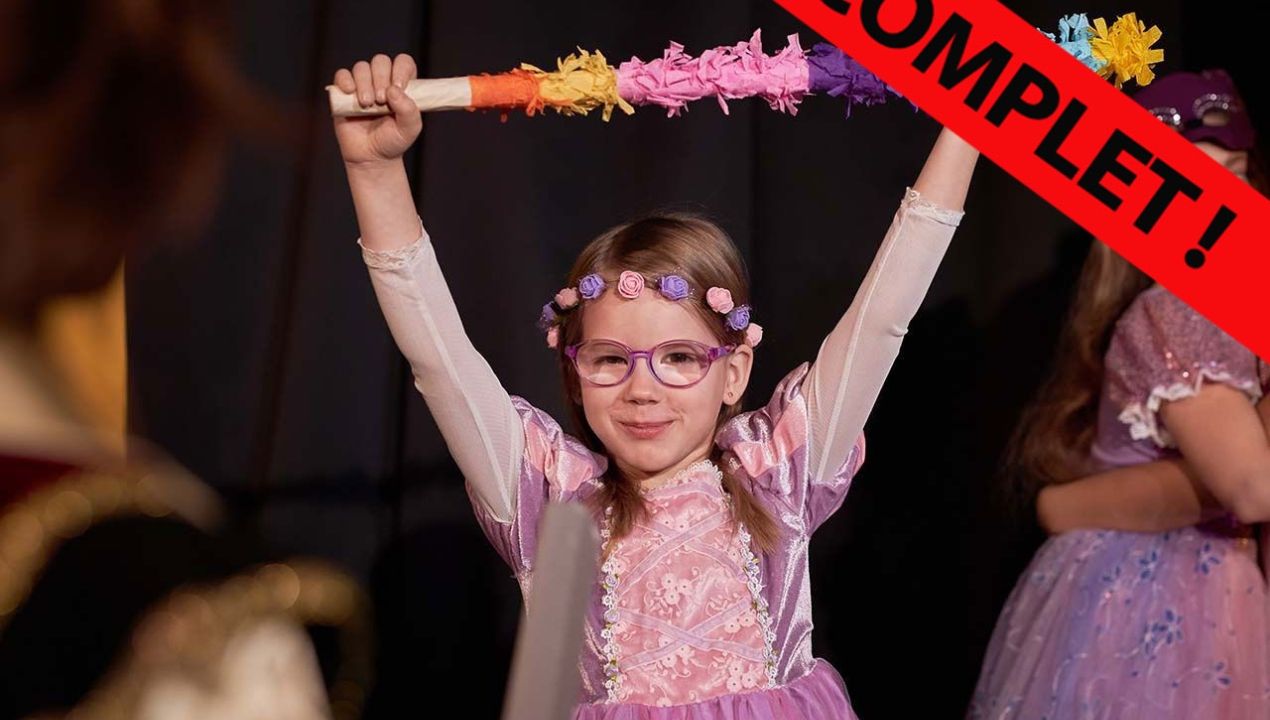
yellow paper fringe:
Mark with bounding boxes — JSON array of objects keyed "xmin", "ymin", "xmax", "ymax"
[
  {"xmin": 1091, "ymin": 13, "xmax": 1165, "ymax": 88},
  {"xmin": 521, "ymin": 48, "xmax": 634, "ymax": 121}
]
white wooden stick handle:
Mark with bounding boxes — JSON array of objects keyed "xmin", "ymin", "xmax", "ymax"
[{"xmin": 326, "ymin": 77, "xmax": 472, "ymax": 117}]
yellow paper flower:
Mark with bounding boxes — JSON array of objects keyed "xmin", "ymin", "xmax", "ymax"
[
  {"xmin": 1090, "ymin": 13, "xmax": 1164, "ymax": 88},
  {"xmin": 521, "ymin": 49, "xmax": 635, "ymax": 121}
]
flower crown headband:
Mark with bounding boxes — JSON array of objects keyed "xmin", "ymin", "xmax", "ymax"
[{"xmin": 537, "ymin": 270, "xmax": 763, "ymax": 349}]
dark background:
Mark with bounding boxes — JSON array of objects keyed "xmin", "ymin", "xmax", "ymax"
[{"xmin": 126, "ymin": 2, "xmax": 1262, "ymax": 716}]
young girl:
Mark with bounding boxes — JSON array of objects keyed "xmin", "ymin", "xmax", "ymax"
[
  {"xmin": 332, "ymin": 52, "xmax": 979, "ymax": 717},
  {"xmin": 970, "ymin": 69, "xmax": 1270, "ymax": 719}
]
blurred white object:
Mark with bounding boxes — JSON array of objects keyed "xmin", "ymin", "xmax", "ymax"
[
  {"xmin": 138, "ymin": 618, "xmax": 330, "ymax": 720},
  {"xmin": 502, "ymin": 502, "xmax": 601, "ymax": 720}
]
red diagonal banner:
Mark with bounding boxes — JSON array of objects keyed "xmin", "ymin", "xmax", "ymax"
[{"xmin": 776, "ymin": 0, "xmax": 1269, "ymax": 360}]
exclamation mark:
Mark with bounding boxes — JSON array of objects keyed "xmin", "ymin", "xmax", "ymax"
[{"xmin": 1185, "ymin": 205, "xmax": 1236, "ymax": 269}]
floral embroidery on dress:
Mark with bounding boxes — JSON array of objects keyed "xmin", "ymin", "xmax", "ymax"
[{"xmin": 597, "ymin": 460, "xmax": 778, "ymax": 705}]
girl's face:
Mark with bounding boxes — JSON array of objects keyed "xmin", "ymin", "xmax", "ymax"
[
  {"xmin": 1194, "ymin": 141, "xmax": 1249, "ymax": 183},
  {"xmin": 576, "ymin": 291, "xmax": 753, "ymax": 487}
]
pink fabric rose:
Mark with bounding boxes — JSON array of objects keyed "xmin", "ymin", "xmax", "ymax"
[
  {"xmin": 546, "ymin": 326, "xmax": 559, "ymax": 348},
  {"xmin": 745, "ymin": 323, "xmax": 763, "ymax": 347},
  {"xmin": 554, "ymin": 288, "xmax": 579, "ymax": 309},
  {"xmin": 617, "ymin": 271, "xmax": 645, "ymax": 299},
  {"xmin": 706, "ymin": 287, "xmax": 734, "ymax": 314}
]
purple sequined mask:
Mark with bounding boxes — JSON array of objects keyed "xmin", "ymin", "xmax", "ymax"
[{"xmin": 1132, "ymin": 70, "xmax": 1255, "ymax": 151}]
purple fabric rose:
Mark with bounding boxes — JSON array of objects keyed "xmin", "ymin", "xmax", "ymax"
[
  {"xmin": 578, "ymin": 273, "xmax": 607, "ymax": 300},
  {"xmin": 658, "ymin": 274, "xmax": 690, "ymax": 301},
  {"xmin": 725, "ymin": 304, "xmax": 751, "ymax": 331},
  {"xmin": 537, "ymin": 303, "xmax": 557, "ymax": 331}
]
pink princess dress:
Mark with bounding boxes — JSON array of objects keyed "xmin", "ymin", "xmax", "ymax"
[
  {"xmin": 486, "ymin": 369, "xmax": 865, "ymax": 717},
  {"xmin": 358, "ymin": 189, "xmax": 965, "ymax": 718},
  {"xmin": 970, "ymin": 286, "xmax": 1270, "ymax": 719}
]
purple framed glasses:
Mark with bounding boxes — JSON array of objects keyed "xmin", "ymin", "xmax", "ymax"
[{"xmin": 565, "ymin": 339, "xmax": 735, "ymax": 388}]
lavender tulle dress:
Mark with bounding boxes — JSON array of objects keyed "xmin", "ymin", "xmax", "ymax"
[
  {"xmin": 470, "ymin": 364, "xmax": 865, "ymax": 719},
  {"xmin": 970, "ymin": 286, "xmax": 1270, "ymax": 719}
]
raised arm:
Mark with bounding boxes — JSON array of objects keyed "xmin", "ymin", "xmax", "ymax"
[
  {"xmin": 334, "ymin": 54, "xmax": 522, "ymax": 523},
  {"xmin": 804, "ymin": 127, "xmax": 980, "ymax": 480}
]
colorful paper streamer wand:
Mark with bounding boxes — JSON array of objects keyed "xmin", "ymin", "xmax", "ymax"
[{"xmin": 326, "ymin": 15, "xmax": 1162, "ymax": 120}]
